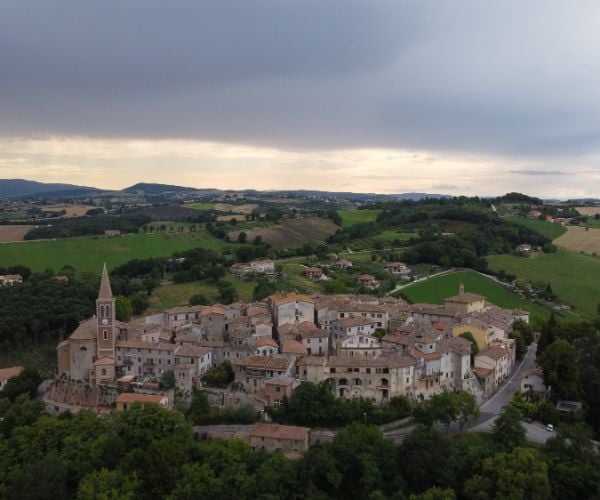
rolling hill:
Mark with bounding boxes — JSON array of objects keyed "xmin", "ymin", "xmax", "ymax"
[{"xmin": 0, "ymin": 179, "xmax": 100, "ymax": 198}]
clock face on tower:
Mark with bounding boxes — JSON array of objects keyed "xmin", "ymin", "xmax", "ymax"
[{"xmin": 102, "ymin": 318, "xmax": 108, "ymax": 325}]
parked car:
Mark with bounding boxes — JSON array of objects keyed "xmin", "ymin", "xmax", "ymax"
[{"xmin": 546, "ymin": 424, "xmax": 554, "ymax": 432}]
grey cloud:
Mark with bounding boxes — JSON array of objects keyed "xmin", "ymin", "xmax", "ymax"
[{"xmin": 1, "ymin": 0, "xmax": 600, "ymax": 164}]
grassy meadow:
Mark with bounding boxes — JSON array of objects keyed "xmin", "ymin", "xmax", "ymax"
[
  {"xmin": 399, "ymin": 270, "xmax": 550, "ymax": 323},
  {"xmin": 0, "ymin": 229, "xmax": 233, "ymax": 273},
  {"xmin": 186, "ymin": 202, "xmax": 215, "ymax": 210},
  {"xmin": 149, "ymin": 278, "xmax": 255, "ymax": 312},
  {"xmin": 505, "ymin": 216, "xmax": 567, "ymax": 240},
  {"xmin": 375, "ymin": 230, "xmax": 416, "ymax": 243},
  {"xmin": 339, "ymin": 209, "xmax": 381, "ymax": 228},
  {"xmin": 487, "ymin": 250, "xmax": 600, "ymax": 320}
]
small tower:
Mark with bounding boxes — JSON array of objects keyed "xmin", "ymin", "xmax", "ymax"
[
  {"xmin": 459, "ymin": 282, "xmax": 465, "ymax": 295},
  {"xmin": 96, "ymin": 263, "xmax": 116, "ymax": 358}
]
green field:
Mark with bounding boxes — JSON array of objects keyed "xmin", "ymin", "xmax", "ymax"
[
  {"xmin": 505, "ymin": 216, "xmax": 567, "ymax": 240},
  {"xmin": 488, "ymin": 250, "xmax": 600, "ymax": 320},
  {"xmin": 399, "ymin": 270, "xmax": 550, "ymax": 323},
  {"xmin": 0, "ymin": 230, "xmax": 233, "ymax": 273},
  {"xmin": 339, "ymin": 209, "xmax": 381, "ymax": 228},
  {"xmin": 583, "ymin": 218, "xmax": 600, "ymax": 229},
  {"xmin": 187, "ymin": 202, "xmax": 215, "ymax": 210},
  {"xmin": 149, "ymin": 277, "xmax": 254, "ymax": 311}
]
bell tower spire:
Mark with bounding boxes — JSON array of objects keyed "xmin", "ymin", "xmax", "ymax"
[{"xmin": 96, "ymin": 263, "xmax": 115, "ymax": 357}]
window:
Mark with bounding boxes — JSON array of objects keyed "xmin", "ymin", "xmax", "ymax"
[
  {"xmin": 102, "ymin": 330, "xmax": 108, "ymax": 341},
  {"xmin": 101, "ymin": 369, "xmax": 106, "ymax": 376}
]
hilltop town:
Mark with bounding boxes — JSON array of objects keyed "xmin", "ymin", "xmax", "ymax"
[{"xmin": 47, "ymin": 264, "xmax": 526, "ymax": 414}]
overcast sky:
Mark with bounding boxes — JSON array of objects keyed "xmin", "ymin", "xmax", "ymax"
[{"xmin": 2, "ymin": 1, "xmax": 600, "ymax": 197}]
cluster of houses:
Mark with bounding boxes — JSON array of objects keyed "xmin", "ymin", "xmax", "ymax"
[
  {"xmin": 228, "ymin": 257, "xmax": 412, "ymax": 290},
  {"xmin": 50, "ymin": 266, "xmax": 531, "ymax": 415},
  {"xmin": 0, "ymin": 274, "xmax": 23, "ymax": 285}
]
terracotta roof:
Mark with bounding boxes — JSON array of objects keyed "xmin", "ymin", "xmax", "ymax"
[
  {"xmin": 270, "ymin": 293, "xmax": 314, "ymax": 305},
  {"xmin": 250, "ymin": 423, "xmax": 309, "ymax": 441},
  {"xmin": 298, "ymin": 321, "xmax": 318, "ymax": 331},
  {"xmin": 0, "ymin": 366, "xmax": 23, "ymax": 380},
  {"xmin": 281, "ymin": 340, "xmax": 308, "ymax": 355},
  {"xmin": 335, "ymin": 258, "xmax": 352, "ymax": 265},
  {"xmin": 256, "ymin": 338, "xmax": 279, "ymax": 349},
  {"xmin": 432, "ymin": 321, "xmax": 447, "ymax": 331},
  {"xmin": 382, "ymin": 333, "xmax": 415, "ymax": 346},
  {"xmin": 116, "ymin": 393, "xmax": 166, "ymax": 404},
  {"xmin": 57, "ymin": 339, "xmax": 70, "ymax": 349},
  {"xmin": 98, "ymin": 263, "xmax": 113, "ymax": 299},
  {"xmin": 278, "ymin": 323, "xmax": 299, "ymax": 336},
  {"xmin": 410, "ymin": 304, "xmax": 463, "ymax": 317},
  {"xmin": 230, "ymin": 262, "xmax": 251, "ymax": 269},
  {"xmin": 264, "ymin": 376, "xmax": 295, "ymax": 386},
  {"xmin": 175, "ymin": 345, "xmax": 211, "ymax": 357},
  {"xmin": 94, "ymin": 356, "xmax": 115, "ymax": 366},
  {"xmin": 410, "ymin": 348, "xmax": 443, "ymax": 361},
  {"xmin": 197, "ymin": 340, "xmax": 225, "ymax": 348},
  {"xmin": 232, "ymin": 355, "xmax": 292, "ymax": 371},
  {"xmin": 437, "ymin": 336, "xmax": 472, "ymax": 356},
  {"xmin": 296, "ymin": 356, "xmax": 327, "ymax": 366},
  {"xmin": 473, "ymin": 367, "xmax": 493, "ymax": 378},
  {"xmin": 69, "ymin": 318, "xmax": 98, "ymax": 341},
  {"xmin": 358, "ymin": 274, "xmax": 377, "ymax": 281},
  {"xmin": 477, "ymin": 345, "xmax": 508, "ymax": 360},
  {"xmin": 246, "ymin": 307, "xmax": 270, "ymax": 317},
  {"xmin": 445, "ymin": 292, "xmax": 485, "ymax": 303},
  {"xmin": 301, "ymin": 329, "xmax": 329, "ymax": 338}
]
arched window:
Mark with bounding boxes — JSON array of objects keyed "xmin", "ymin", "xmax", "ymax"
[{"xmin": 103, "ymin": 330, "xmax": 108, "ymax": 341}]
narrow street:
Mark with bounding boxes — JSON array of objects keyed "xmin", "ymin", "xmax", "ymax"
[{"xmin": 469, "ymin": 342, "xmax": 553, "ymax": 444}]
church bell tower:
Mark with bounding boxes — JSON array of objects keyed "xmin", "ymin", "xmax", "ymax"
[{"xmin": 97, "ymin": 263, "xmax": 116, "ymax": 358}]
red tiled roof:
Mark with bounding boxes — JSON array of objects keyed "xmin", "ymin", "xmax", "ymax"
[
  {"xmin": 0, "ymin": 366, "xmax": 23, "ymax": 380},
  {"xmin": 256, "ymin": 338, "xmax": 278, "ymax": 349},
  {"xmin": 282, "ymin": 340, "xmax": 308, "ymax": 355}
]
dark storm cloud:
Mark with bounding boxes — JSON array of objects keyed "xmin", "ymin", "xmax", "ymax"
[{"xmin": 1, "ymin": 0, "xmax": 600, "ymax": 159}]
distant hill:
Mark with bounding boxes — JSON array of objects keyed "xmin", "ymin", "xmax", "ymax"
[
  {"xmin": 123, "ymin": 183, "xmax": 200, "ymax": 195},
  {"xmin": 0, "ymin": 179, "xmax": 100, "ymax": 198},
  {"xmin": 272, "ymin": 189, "xmax": 452, "ymax": 201}
]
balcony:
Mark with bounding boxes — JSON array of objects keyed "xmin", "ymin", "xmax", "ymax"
[{"xmin": 419, "ymin": 371, "xmax": 442, "ymax": 381}]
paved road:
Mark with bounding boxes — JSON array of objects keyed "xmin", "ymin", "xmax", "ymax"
[
  {"xmin": 479, "ymin": 342, "xmax": 538, "ymax": 416},
  {"xmin": 467, "ymin": 342, "xmax": 554, "ymax": 444}
]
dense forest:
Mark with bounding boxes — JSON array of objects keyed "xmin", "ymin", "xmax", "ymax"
[
  {"xmin": 24, "ymin": 214, "xmax": 152, "ymax": 240},
  {"xmin": 0, "ymin": 388, "xmax": 598, "ymax": 499},
  {"xmin": 328, "ymin": 197, "xmax": 554, "ymax": 270}
]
